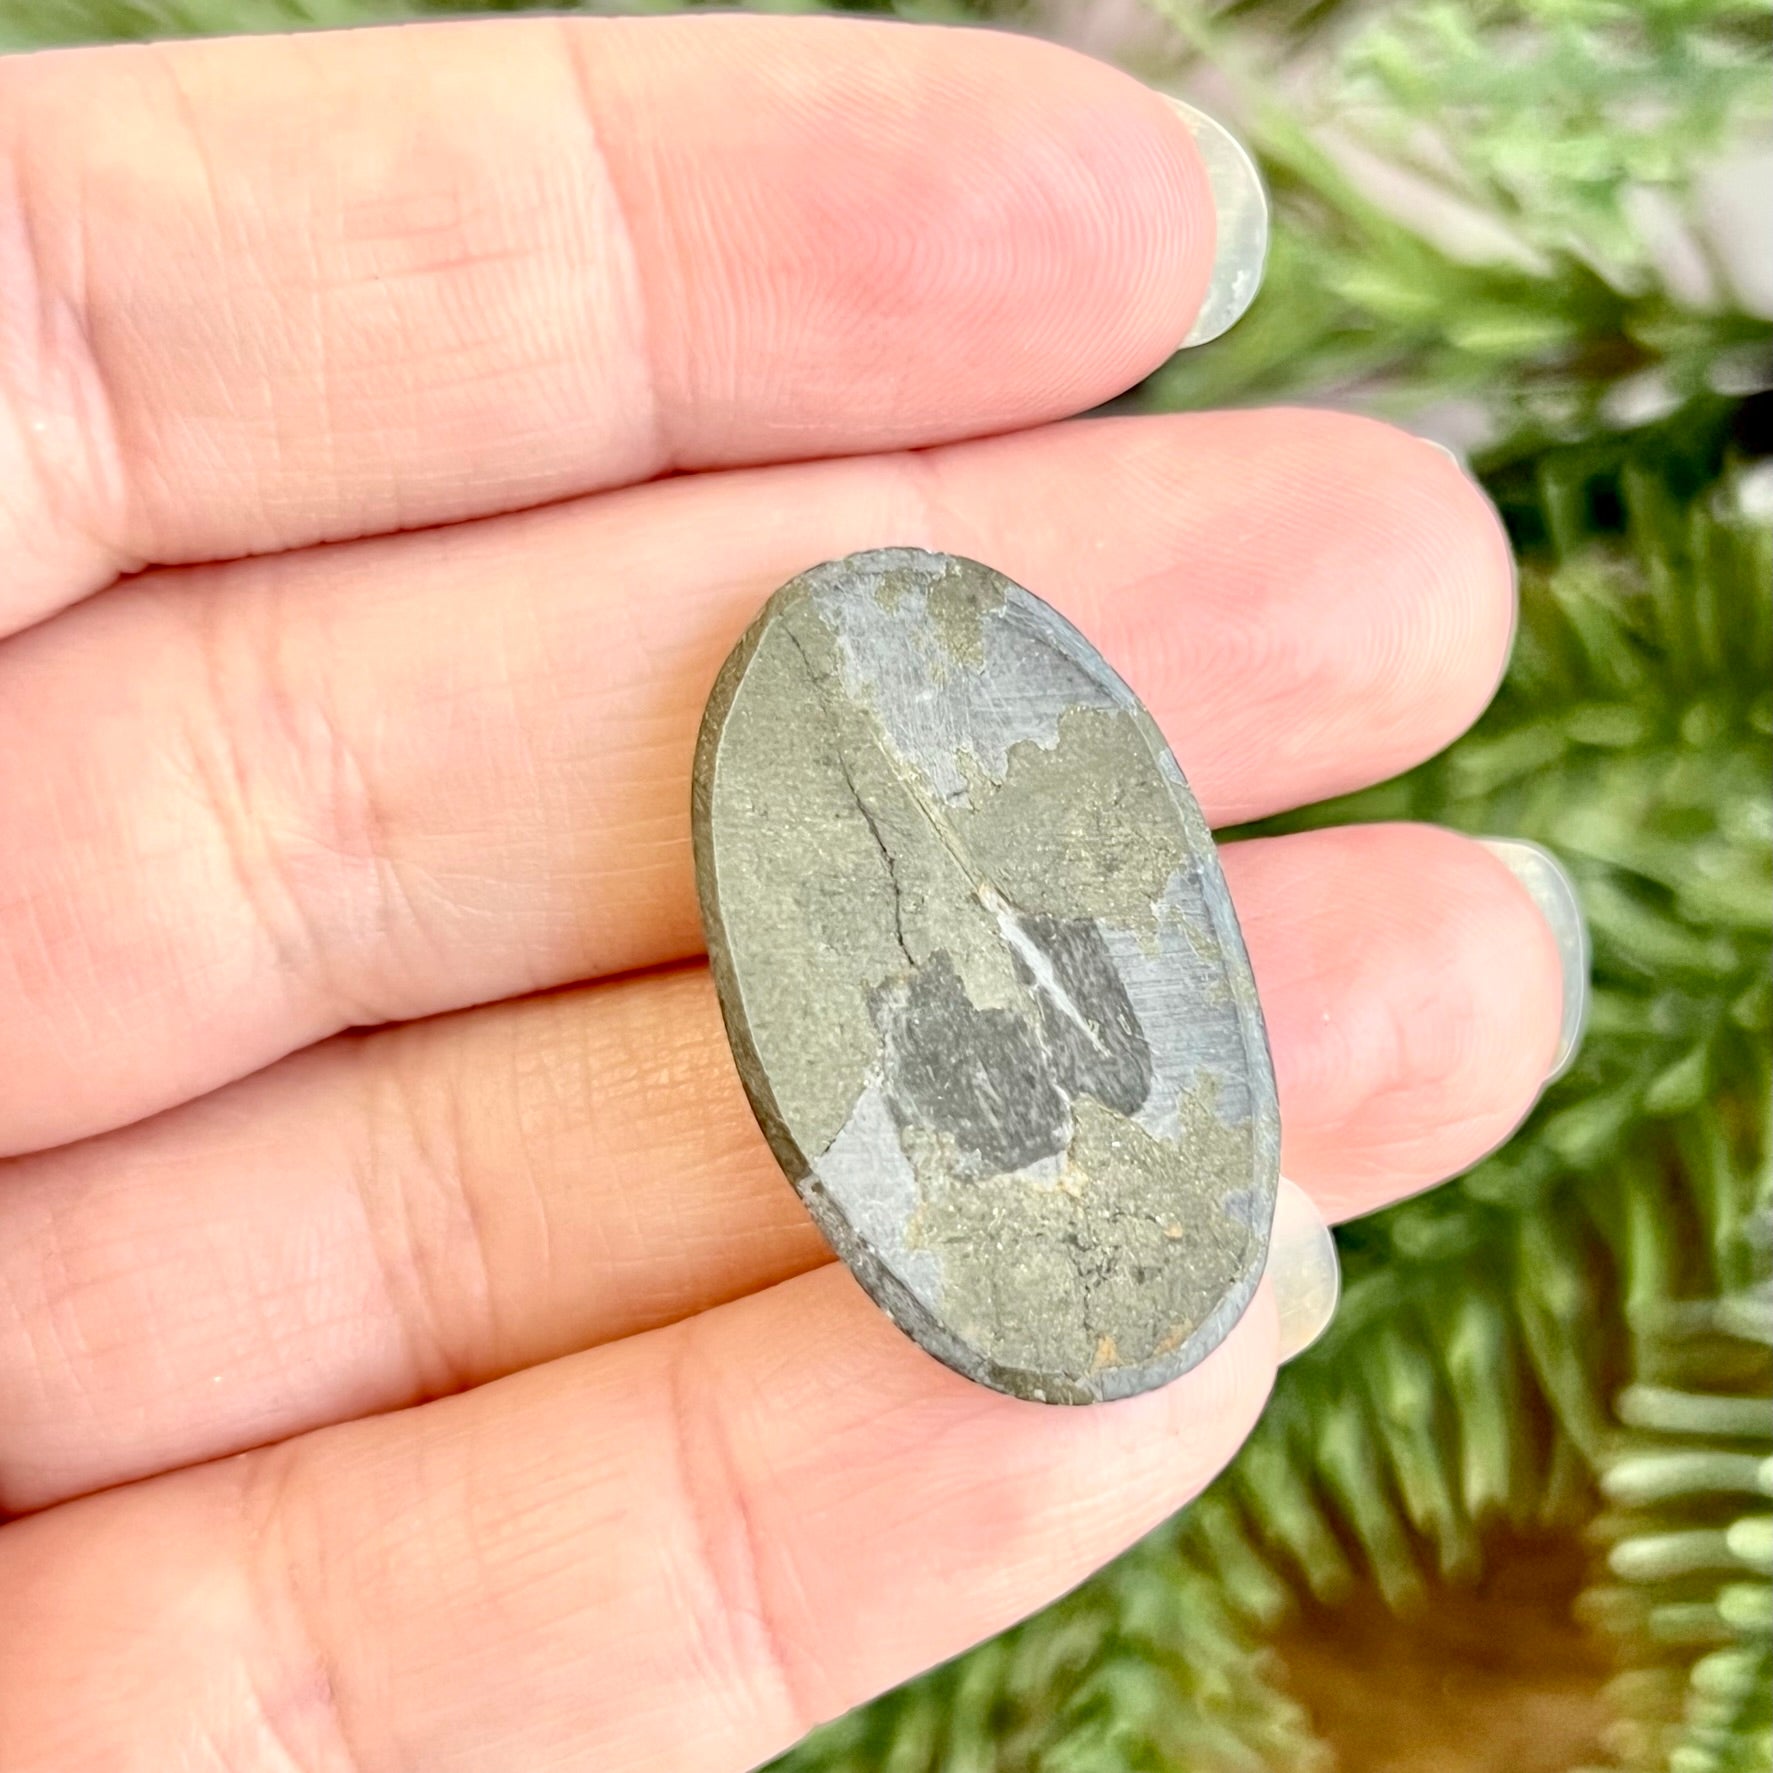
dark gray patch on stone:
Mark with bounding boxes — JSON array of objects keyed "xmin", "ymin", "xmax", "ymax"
[
  {"xmin": 1011, "ymin": 913, "xmax": 1154, "ymax": 1118},
  {"xmin": 875, "ymin": 951, "xmax": 1070, "ymax": 1178},
  {"xmin": 693, "ymin": 547, "xmax": 1280, "ymax": 1403},
  {"xmin": 871, "ymin": 921, "xmax": 1153, "ymax": 1182}
]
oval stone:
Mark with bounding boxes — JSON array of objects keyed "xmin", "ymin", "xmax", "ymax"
[{"xmin": 692, "ymin": 549, "xmax": 1280, "ymax": 1402}]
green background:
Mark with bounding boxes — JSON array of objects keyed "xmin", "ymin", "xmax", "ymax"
[{"xmin": 5, "ymin": 0, "xmax": 1767, "ymax": 1767}]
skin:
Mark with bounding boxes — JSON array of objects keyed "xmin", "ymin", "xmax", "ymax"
[{"xmin": 0, "ymin": 16, "xmax": 1563, "ymax": 1773}]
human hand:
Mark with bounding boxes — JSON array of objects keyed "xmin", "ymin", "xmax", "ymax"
[{"xmin": 0, "ymin": 17, "xmax": 1580, "ymax": 1769}]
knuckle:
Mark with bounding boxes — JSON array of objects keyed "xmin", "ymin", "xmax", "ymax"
[
  {"xmin": 176, "ymin": 578, "xmax": 414, "ymax": 1026},
  {"xmin": 347, "ymin": 1029, "xmax": 498, "ymax": 1399},
  {"xmin": 662, "ymin": 1323, "xmax": 823, "ymax": 1742},
  {"xmin": 237, "ymin": 1447, "xmax": 372, "ymax": 1773},
  {"xmin": 0, "ymin": 64, "xmax": 134, "ymax": 607}
]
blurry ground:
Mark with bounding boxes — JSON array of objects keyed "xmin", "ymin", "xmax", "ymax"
[{"xmin": 1276, "ymin": 1537, "xmax": 1616, "ymax": 1772}]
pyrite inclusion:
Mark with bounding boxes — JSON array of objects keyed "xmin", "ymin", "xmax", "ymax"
[{"xmin": 692, "ymin": 549, "xmax": 1280, "ymax": 1403}]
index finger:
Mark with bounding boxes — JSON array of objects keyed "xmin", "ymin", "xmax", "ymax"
[{"xmin": 0, "ymin": 14, "xmax": 1217, "ymax": 633}]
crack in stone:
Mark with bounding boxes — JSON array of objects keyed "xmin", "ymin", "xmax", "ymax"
[
  {"xmin": 781, "ymin": 616, "xmax": 1118, "ymax": 1060},
  {"xmin": 780, "ymin": 620, "xmax": 920, "ymax": 973},
  {"xmin": 838, "ymin": 749, "xmax": 915, "ymax": 970}
]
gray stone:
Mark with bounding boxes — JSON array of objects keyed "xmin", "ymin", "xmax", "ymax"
[{"xmin": 692, "ymin": 549, "xmax": 1280, "ymax": 1402}]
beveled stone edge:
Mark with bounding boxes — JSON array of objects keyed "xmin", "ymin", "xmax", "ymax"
[
  {"xmin": 691, "ymin": 547, "xmax": 1279, "ymax": 1404},
  {"xmin": 692, "ymin": 581, "xmax": 813, "ymax": 1194}
]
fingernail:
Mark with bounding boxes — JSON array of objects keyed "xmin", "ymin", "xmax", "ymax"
[
  {"xmin": 1268, "ymin": 1177, "xmax": 1341, "ymax": 1362},
  {"xmin": 1165, "ymin": 99, "xmax": 1269, "ymax": 347},
  {"xmin": 1478, "ymin": 838, "xmax": 1591, "ymax": 1081}
]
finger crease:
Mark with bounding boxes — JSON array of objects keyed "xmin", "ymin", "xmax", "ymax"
[
  {"xmin": 353, "ymin": 1036, "xmax": 495, "ymax": 1402},
  {"xmin": 180, "ymin": 580, "xmax": 425, "ymax": 1032},
  {"xmin": 662, "ymin": 1321, "xmax": 818, "ymax": 1745},
  {"xmin": 0, "ymin": 108, "xmax": 137, "ymax": 604},
  {"xmin": 239, "ymin": 1448, "xmax": 374, "ymax": 1773},
  {"xmin": 555, "ymin": 21, "xmax": 671, "ymax": 477},
  {"xmin": 179, "ymin": 592, "xmax": 337, "ymax": 1012}
]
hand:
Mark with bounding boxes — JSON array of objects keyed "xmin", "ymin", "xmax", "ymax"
[{"xmin": 0, "ymin": 17, "xmax": 1571, "ymax": 1770}]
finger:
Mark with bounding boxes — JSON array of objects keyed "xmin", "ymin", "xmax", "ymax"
[
  {"xmin": 0, "ymin": 15, "xmax": 1216, "ymax": 632},
  {"xmin": 0, "ymin": 1263, "xmax": 1276, "ymax": 1773},
  {"xmin": 0, "ymin": 823, "xmax": 1561, "ymax": 1512},
  {"xmin": 0, "ymin": 411, "xmax": 1513, "ymax": 1155}
]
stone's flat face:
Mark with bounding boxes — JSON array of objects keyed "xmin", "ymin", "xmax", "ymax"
[{"xmin": 693, "ymin": 549, "xmax": 1280, "ymax": 1403}]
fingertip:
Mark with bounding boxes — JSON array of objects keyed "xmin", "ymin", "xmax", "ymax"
[
  {"xmin": 1280, "ymin": 414, "xmax": 1519, "ymax": 797},
  {"xmin": 1033, "ymin": 410, "xmax": 1518, "ymax": 822},
  {"xmin": 635, "ymin": 16, "xmax": 1221, "ymax": 446},
  {"xmin": 1230, "ymin": 823, "xmax": 1565, "ymax": 1217},
  {"xmin": 1471, "ymin": 836, "xmax": 1581, "ymax": 1085},
  {"xmin": 1318, "ymin": 416, "xmax": 1517, "ymax": 758},
  {"xmin": 1411, "ymin": 428, "xmax": 1520, "ymax": 709}
]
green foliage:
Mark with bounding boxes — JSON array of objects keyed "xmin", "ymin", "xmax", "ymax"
[
  {"xmin": 763, "ymin": 1536, "xmax": 1330, "ymax": 1773},
  {"xmin": 1337, "ymin": 0, "xmax": 1769, "ymax": 276},
  {"xmin": 1251, "ymin": 452, "xmax": 1773, "ymax": 1771},
  {"xmin": 3, "ymin": 0, "xmax": 1769, "ymax": 1765},
  {"xmin": 1143, "ymin": 0, "xmax": 1773, "ymax": 447}
]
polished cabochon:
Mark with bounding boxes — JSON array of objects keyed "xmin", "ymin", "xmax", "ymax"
[{"xmin": 693, "ymin": 550, "xmax": 1281, "ymax": 1402}]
